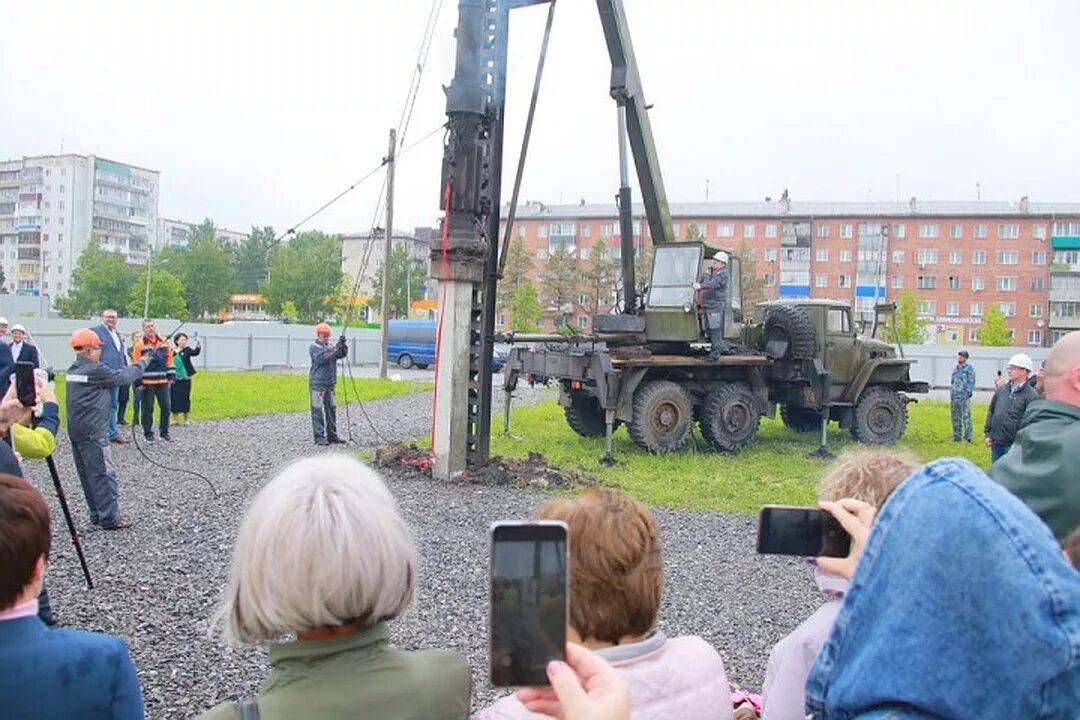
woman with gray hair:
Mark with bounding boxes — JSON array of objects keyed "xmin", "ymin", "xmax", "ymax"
[{"xmin": 198, "ymin": 454, "xmax": 470, "ymax": 720}]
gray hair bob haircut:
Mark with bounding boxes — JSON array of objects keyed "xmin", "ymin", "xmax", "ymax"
[{"xmin": 215, "ymin": 453, "xmax": 416, "ymax": 643}]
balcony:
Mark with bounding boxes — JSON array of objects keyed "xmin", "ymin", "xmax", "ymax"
[
  {"xmin": 1051, "ymin": 262, "xmax": 1080, "ymax": 273},
  {"xmin": 14, "ymin": 218, "xmax": 41, "ymax": 231},
  {"xmin": 0, "ymin": 173, "xmax": 20, "ymax": 187},
  {"xmin": 17, "ymin": 248, "xmax": 41, "ymax": 260},
  {"xmin": 1048, "ymin": 315, "xmax": 1080, "ymax": 330},
  {"xmin": 94, "ymin": 172, "xmax": 130, "ymax": 190},
  {"xmin": 16, "ymin": 265, "xmax": 40, "ymax": 282}
]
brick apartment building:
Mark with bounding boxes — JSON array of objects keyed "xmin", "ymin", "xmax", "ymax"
[{"xmin": 499, "ymin": 199, "xmax": 1080, "ymax": 347}]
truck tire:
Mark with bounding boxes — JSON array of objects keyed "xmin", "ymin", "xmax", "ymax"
[
  {"xmin": 564, "ymin": 393, "xmax": 618, "ymax": 438},
  {"xmin": 850, "ymin": 386, "xmax": 908, "ymax": 444},
  {"xmin": 780, "ymin": 404, "xmax": 824, "ymax": 432},
  {"xmin": 699, "ymin": 383, "xmax": 761, "ymax": 453},
  {"xmin": 397, "ymin": 354, "xmax": 414, "ymax": 369},
  {"xmin": 629, "ymin": 380, "xmax": 693, "ymax": 453},
  {"xmin": 764, "ymin": 305, "xmax": 816, "ymax": 359}
]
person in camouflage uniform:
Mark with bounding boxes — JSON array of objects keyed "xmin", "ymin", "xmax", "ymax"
[{"xmin": 950, "ymin": 350, "xmax": 976, "ymax": 442}]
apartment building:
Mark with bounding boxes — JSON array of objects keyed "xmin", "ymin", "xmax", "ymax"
[
  {"xmin": 340, "ymin": 227, "xmax": 434, "ymax": 298},
  {"xmin": 0, "ymin": 154, "xmax": 159, "ymax": 300},
  {"xmin": 502, "ymin": 199, "xmax": 1080, "ymax": 346},
  {"xmin": 157, "ymin": 217, "xmax": 248, "ymax": 249}
]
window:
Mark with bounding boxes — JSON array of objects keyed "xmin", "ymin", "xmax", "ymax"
[
  {"xmin": 578, "ymin": 293, "xmax": 588, "ymax": 305},
  {"xmin": 840, "ymin": 224, "xmax": 853, "ymax": 238},
  {"xmin": 58, "ymin": 185, "xmax": 65, "ymax": 193},
  {"xmin": 917, "ymin": 300, "xmax": 936, "ymax": 315},
  {"xmin": 995, "ymin": 276, "xmax": 1017, "ymax": 291},
  {"xmin": 949, "ymin": 250, "xmax": 962, "ymax": 265},
  {"xmin": 537, "ymin": 226, "xmax": 547, "ymax": 238},
  {"xmin": 839, "ymin": 250, "xmax": 852, "ymax": 263},
  {"xmin": 58, "ymin": 201, "xmax": 64, "ymax": 210},
  {"xmin": 581, "ymin": 225, "xmax": 591, "ymax": 238},
  {"xmin": 891, "ymin": 275, "xmax": 904, "ymax": 289},
  {"xmin": 1031, "ymin": 277, "xmax": 1045, "ymax": 291},
  {"xmin": 892, "ymin": 250, "xmax": 905, "ymax": 264},
  {"xmin": 974, "ymin": 224, "xmax": 987, "ymax": 238},
  {"xmin": 997, "ymin": 250, "xmax": 1019, "ymax": 265},
  {"xmin": 998, "ymin": 302, "xmax": 1016, "ymax": 317},
  {"xmin": 765, "ymin": 224, "xmax": 778, "ymax": 238},
  {"xmin": 836, "ymin": 274, "xmax": 850, "ymax": 288},
  {"xmin": 60, "ymin": 168, "xmax": 66, "ymax": 177},
  {"xmin": 1032, "ymin": 251, "xmax": 1046, "ymax": 265},
  {"xmin": 970, "ymin": 302, "xmax": 983, "ymax": 317},
  {"xmin": 763, "ymin": 272, "xmax": 775, "ymax": 286},
  {"xmin": 600, "ymin": 223, "xmax": 613, "ymax": 236},
  {"xmin": 972, "ymin": 250, "xmax": 987, "ymax": 265},
  {"xmin": 917, "ymin": 275, "xmax": 938, "ymax": 289},
  {"xmin": 948, "ymin": 276, "xmax": 961, "ymax": 290},
  {"xmin": 817, "ymin": 224, "xmax": 830, "ymax": 238},
  {"xmin": 918, "ymin": 224, "xmax": 939, "ymax": 238},
  {"xmin": 815, "ymin": 274, "xmax": 828, "ymax": 288},
  {"xmin": 893, "ymin": 223, "xmax": 906, "ymax": 239},
  {"xmin": 744, "ymin": 249, "xmax": 757, "ymax": 260},
  {"xmin": 998, "ymin": 224, "xmax": 1019, "ymax": 239},
  {"xmin": 971, "ymin": 276, "xmax": 985, "ymax": 291},
  {"xmin": 1054, "ymin": 221, "xmax": 1080, "ymax": 235},
  {"xmin": 969, "ymin": 328, "xmax": 981, "ymax": 343},
  {"xmin": 716, "ymin": 224, "xmax": 735, "ymax": 238},
  {"xmin": 945, "ymin": 328, "xmax": 959, "ymax": 343},
  {"xmin": 950, "ymin": 224, "xmax": 963, "ymax": 239},
  {"xmin": 536, "ymin": 247, "xmax": 548, "ymax": 259},
  {"xmin": 815, "ymin": 249, "xmax": 829, "ymax": 262},
  {"xmin": 916, "ymin": 249, "xmax": 938, "ymax": 265},
  {"xmin": 579, "ymin": 247, "xmax": 591, "ymax": 260},
  {"xmin": 827, "ymin": 309, "xmax": 850, "ymax": 333},
  {"xmin": 1028, "ymin": 330, "xmax": 1043, "ymax": 346},
  {"xmin": 1029, "ymin": 303, "xmax": 1043, "ymax": 318},
  {"xmin": 577, "ymin": 316, "xmax": 588, "ymax": 329},
  {"xmin": 764, "ymin": 248, "xmax": 776, "ymax": 262},
  {"xmin": 1034, "ymin": 224, "xmax": 1047, "ymax": 239},
  {"xmin": 496, "ymin": 313, "xmax": 505, "ymax": 326},
  {"xmin": 946, "ymin": 301, "xmax": 960, "ymax": 316}
]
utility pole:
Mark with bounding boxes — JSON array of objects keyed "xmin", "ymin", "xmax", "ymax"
[
  {"xmin": 379, "ymin": 127, "xmax": 396, "ymax": 379},
  {"xmin": 143, "ymin": 245, "xmax": 152, "ymax": 318}
]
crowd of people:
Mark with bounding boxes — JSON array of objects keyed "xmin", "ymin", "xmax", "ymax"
[{"xmin": 0, "ymin": 321, "xmax": 1078, "ymax": 718}]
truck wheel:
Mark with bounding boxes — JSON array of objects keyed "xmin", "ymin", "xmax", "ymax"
[
  {"xmin": 780, "ymin": 404, "xmax": 823, "ymax": 432},
  {"xmin": 397, "ymin": 354, "xmax": 414, "ymax": 369},
  {"xmin": 699, "ymin": 383, "xmax": 761, "ymax": 452},
  {"xmin": 763, "ymin": 305, "xmax": 816, "ymax": 359},
  {"xmin": 564, "ymin": 393, "xmax": 618, "ymax": 438},
  {"xmin": 629, "ymin": 380, "xmax": 693, "ymax": 453},
  {"xmin": 850, "ymin": 386, "xmax": 908, "ymax": 444}
]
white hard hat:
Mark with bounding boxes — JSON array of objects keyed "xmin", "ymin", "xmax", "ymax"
[
  {"xmin": 713, "ymin": 251, "xmax": 729, "ymax": 263},
  {"xmin": 1007, "ymin": 353, "xmax": 1034, "ymax": 372},
  {"xmin": 0, "ymin": 317, "xmax": 7, "ymax": 325},
  {"xmin": 10, "ymin": 324, "xmax": 25, "ymax": 333}
]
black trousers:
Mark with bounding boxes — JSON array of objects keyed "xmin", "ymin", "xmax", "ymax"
[{"xmin": 141, "ymin": 384, "xmax": 171, "ymax": 439}]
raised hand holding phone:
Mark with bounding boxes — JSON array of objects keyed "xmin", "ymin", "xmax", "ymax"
[
  {"xmin": 816, "ymin": 499, "xmax": 876, "ymax": 580},
  {"xmin": 756, "ymin": 505, "xmax": 851, "ymax": 558},
  {"xmin": 515, "ymin": 642, "xmax": 631, "ymax": 720}
]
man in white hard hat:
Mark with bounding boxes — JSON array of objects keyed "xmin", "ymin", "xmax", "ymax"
[
  {"xmin": 0, "ymin": 317, "xmax": 9, "ymax": 343},
  {"xmin": 983, "ymin": 352, "xmax": 1038, "ymax": 462},
  {"xmin": 693, "ymin": 251, "xmax": 731, "ymax": 359}
]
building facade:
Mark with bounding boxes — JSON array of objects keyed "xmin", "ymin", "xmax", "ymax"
[
  {"xmin": 0, "ymin": 154, "xmax": 159, "ymax": 301},
  {"xmin": 340, "ymin": 227, "xmax": 434, "ymax": 298},
  {"xmin": 501, "ymin": 199, "xmax": 1080, "ymax": 346},
  {"xmin": 156, "ymin": 217, "xmax": 248, "ymax": 249}
]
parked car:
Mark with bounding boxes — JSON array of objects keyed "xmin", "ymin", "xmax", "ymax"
[{"xmin": 386, "ymin": 319, "xmax": 507, "ymax": 373}]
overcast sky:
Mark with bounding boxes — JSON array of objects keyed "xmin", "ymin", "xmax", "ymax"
[{"xmin": 2, "ymin": 0, "xmax": 1078, "ymax": 235}]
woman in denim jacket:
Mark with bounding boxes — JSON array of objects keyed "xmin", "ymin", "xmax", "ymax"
[{"xmin": 806, "ymin": 458, "xmax": 1080, "ymax": 719}]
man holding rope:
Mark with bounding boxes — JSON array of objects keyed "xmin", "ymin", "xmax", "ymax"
[{"xmin": 309, "ymin": 323, "xmax": 347, "ymax": 446}]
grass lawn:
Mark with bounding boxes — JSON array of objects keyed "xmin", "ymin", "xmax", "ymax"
[
  {"xmin": 50, "ymin": 371, "xmax": 431, "ymax": 424},
  {"xmin": 489, "ymin": 398, "xmax": 991, "ymax": 514}
]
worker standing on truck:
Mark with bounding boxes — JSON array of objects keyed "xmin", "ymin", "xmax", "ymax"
[{"xmin": 694, "ymin": 251, "xmax": 731, "ymax": 359}]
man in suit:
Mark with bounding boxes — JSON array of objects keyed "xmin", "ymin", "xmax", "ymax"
[
  {"xmin": 0, "ymin": 340, "xmax": 12, "ymax": 396},
  {"xmin": 92, "ymin": 309, "xmax": 128, "ymax": 444},
  {"xmin": 0, "ymin": 473, "xmax": 144, "ymax": 718},
  {"xmin": 8, "ymin": 324, "xmax": 40, "ymax": 368}
]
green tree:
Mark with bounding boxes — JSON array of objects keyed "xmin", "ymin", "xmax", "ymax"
[
  {"xmin": 369, "ymin": 242, "xmax": 425, "ymax": 319},
  {"xmin": 685, "ymin": 223, "xmax": 704, "ymax": 240},
  {"xmin": 497, "ymin": 236, "xmax": 535, "ymax": 312},
  {"xmin": 262, "ymin": 230, "xmax": 344, "ymax": 323},
  {"xmin": 508, "ymin": 283, "xmax": 543, "ymax": 332},
  {"xmin": 128, "ymin": 268, "xmax": 187, "ymax": 319},
  {"xmin": 889, "ymin": 290, "xmax": 928, "ymax": 344},
  {"xmin": 737, "ymin": 239, "xmax": 765, "ymax": 308},
  {"xmin": 233, "ymin": 225, "xmax": 276, "ymax": 292},
  {"xmin": 581, "ymin": 238, "xmax": 618, "ymax": 316},
  {"xmin": 979, "ymin": 303, "xmax": 1013, "ymax": 346},
  {"xmin": 0, "ymin": 265, "xmax": 7, "ymax": 294},
  {"xmin": 280, "ymin": 300, "xmax": 299, "ymax": 323},
  {"xmin": 539, "ymin": 245, "xmax": 581, "ymax": 324},
  {"xmin": 55, "ymin": 236, "xmax": 138, "ymax": 317}
]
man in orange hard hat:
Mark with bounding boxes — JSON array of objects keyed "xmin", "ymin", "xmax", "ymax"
[
  {"xmin": 309, "ymin": 323, "xmax": 348, "ymax": 445},
  {"xmin": 66, "ymin": 328, "xmax": 153, "ymax": 529}
]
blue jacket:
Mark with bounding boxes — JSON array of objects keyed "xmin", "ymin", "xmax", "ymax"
[
  {"xmin": 806, "ymin": 458, "xmax": 1080, "ymax": 719},
  {"xmin": 92, "ymin": 323, "xmax": 128, "ymax": 370},
  {"xmin": 698, "ymin": 267, "xmax": 728, "ymax": 311},
  {"xmin": 309, "ymin": 339, "xmax": 347, "ymax": 390},
  {"xmin": 949, "ymin": 361, "xmax": 975, "ymax": 398},
  {"xmin": 0, "ymin": 615, "xmax": 144, "ymax": 719}
]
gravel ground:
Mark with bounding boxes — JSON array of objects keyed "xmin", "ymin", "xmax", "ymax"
[{"xmin": 31, "ymin": 384, "xmax": 819, "ymax": 719}]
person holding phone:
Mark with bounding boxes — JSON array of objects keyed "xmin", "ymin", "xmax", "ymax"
[
  {"xmin": 479, "ymin": 488, "xmax": 732, "ymax": 720},
  {"xmin": 170, "ymin": 332, "xmax": 200, "ymax": 426},
  {"xmin": 198, "ymin": 454, "xmax": 469, "ymax": 720},
  {"xmin": 65, "ymin": 329, "xmax": 152, "ymax": 530},
  {"xmin": 805, "ymin": 458, "xmax": 1080, "ymax": 719}
]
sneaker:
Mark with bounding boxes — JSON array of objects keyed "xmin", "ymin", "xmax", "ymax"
[
  {"xmin": 101, "ymin": 518, "xmax": 133, "ymax": 530},
  {"xmin": 144, "ymin": 436, "xmax": 155, "ymax": 445},
  {"xmin": 314, "ymin": 438, "xmax": 330, "ymax": 446},
  {"xmin": 328, "ymin": 437, "xmax": 347, "ymax": 444},
  {"xmin": 160, "ymin": 435, "xmax": 172, "ymax": 442}
]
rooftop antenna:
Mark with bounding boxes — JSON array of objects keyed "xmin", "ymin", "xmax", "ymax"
[
  {"xmin": 705, "ymin": 178, "xmax": 710, "ymax": 202},
  {"xmin": 976, "ymin": 182, "xmax": 981, "ymax": 200},
  {"xmin": 895, "ymin": 173, "xmax": 900, "ymax": 203}
]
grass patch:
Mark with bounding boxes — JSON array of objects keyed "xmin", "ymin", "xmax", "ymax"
[
  {"xmin": 50, "ymin": 371, "xmax": 431, "ymax": 424},
  {"xmin": 489, "ymin": 399, "xmax": 991, "ymax": 514}
]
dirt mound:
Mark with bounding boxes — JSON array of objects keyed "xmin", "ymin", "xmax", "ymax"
[{"xmin": 374, "ymin": 443, "xmax": 600, "ymax": 491}]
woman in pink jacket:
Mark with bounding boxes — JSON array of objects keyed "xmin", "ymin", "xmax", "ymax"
[
  {"xmin": 760, "ymin": 448, "xmax": 920, "ymax": 720},
  {"xmin": 475, "ymin": 488, "xmax": 732, "ymax": 720}
]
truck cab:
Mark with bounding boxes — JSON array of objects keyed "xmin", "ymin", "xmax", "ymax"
[{"xmin": 644, "ymin": 242, "xmax": 742, "ymax": 343}]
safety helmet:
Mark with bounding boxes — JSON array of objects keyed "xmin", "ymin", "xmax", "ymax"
[
  {"xmin": 1007, "ymin": 353, "xmax": 1034, "ymax": 372},
  {"xmin": 10, "ymin": 324, "xmax": 25, "ymax": 333},
  {"xmin": 70, "ymin": 328, "xmax": 103, "ymax": 350},
  {"xmin": 315, "ymin": 323, "xmax": 332, "ymax": 336},
  {"xmin": 713, "ymin": 251, "xmax": 729, "ymax": 263}
]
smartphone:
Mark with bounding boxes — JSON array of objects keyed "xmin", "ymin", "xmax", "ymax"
[
  {"xmin": 756, "ymin": 505, "xmax": 851, "ymax": 558},
  {"xmin": 14, "ymin": 361, "xmax": 36, "ymax": 407},
  {"xmin": 490, "ymin": 521, "xmax": 569, "ymax": 687}
]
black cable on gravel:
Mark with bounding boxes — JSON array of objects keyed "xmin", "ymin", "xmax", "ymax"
[{"xmin": 27, "ymin": 386, "xmax": 819, "ymax": 718}]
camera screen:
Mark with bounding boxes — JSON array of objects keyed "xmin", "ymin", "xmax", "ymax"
[
  {"xmin": 757, "ymin": 506, "xmax": 850, "ymax": 557},
  {"xmin": 490, "ymin": 527, "xmax": 567, "ymax": 687}
]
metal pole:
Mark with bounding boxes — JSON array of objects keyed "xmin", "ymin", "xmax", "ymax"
[
  {"xmin": 379, "ymin": 128, "xmax": 396, "ymax": 379},
  {"xmin": 142, "ymin": 246, "xmax": 152, "ymax": 318},
  {"xmin": 616, "ymin": 106, "xmax": 635, "ymax": 312}
]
